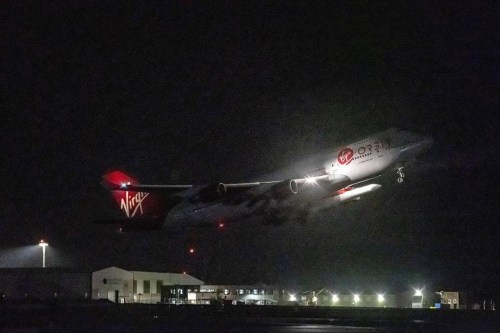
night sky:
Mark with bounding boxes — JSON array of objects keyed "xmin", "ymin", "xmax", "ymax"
[{"xmin": 1, "ymin": 2, "xmax": 498, "ymax": 296}]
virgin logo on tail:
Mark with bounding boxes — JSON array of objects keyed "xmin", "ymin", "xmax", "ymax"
[{"xmin": 120, "ymin": 191, "xmax": 149, "ymax": 218}]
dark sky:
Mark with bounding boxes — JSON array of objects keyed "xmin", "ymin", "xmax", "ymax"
[{"xmin": 1, "ymin": 1, "xmax": 498, "ymax": 296}]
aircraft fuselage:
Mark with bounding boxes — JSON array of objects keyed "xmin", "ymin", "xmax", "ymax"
[{"xmin": 164, "ymin": 128, "xmax": 433, "ymax": 227}]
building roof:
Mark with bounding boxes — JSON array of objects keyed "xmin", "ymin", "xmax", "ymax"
[{"xmin": 92, "ymin": 266, "xmax": 204, "ymax": 285}]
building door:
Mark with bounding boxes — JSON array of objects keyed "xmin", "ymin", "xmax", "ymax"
[{"xmin": 107, "ymin": 290, "xmax": 119, "ymax": 303}]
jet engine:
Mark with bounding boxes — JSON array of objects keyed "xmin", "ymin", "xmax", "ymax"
[
  {"xmin": 198, "ymin": 183, "xmax": 227, "ymax": 202},
  {"xmin": 271, "ymin": 179, "xmax": 298, "ymax": 200}
]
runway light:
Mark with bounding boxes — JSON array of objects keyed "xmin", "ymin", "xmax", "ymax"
[
  {"xmin": 353, "ymin": 294, "xmax": 360, "ymax": 303},
  {"xmin": 378, "ymin": 294, "xmax": 385, "ymax": 302}
]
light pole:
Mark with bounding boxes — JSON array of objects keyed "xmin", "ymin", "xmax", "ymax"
[{"xmin": 39, "ymin": 240, "xmax": 48, "ymax": 268}]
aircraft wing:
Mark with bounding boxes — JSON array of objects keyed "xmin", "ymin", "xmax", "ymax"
[
  {"xmin": 104, "ymin": 183, "xmax": 194, "ymax": 193},
  {"xmin": 103, "ymin": 170, "xmax": 353, "ymax": 198}
]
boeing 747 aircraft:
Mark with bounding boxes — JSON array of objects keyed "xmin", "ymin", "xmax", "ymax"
[{"xmin": 101, "ymin": 128, "xmax": 432, "ymax": 230}]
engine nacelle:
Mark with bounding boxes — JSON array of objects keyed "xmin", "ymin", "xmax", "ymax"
[
  {"xmin": 271, "ymin": 179, "xmax": 298, "ymax": 200},
  {"xmin": 198, "ymin": 183, "xmax": 227, "ymax": 202}
]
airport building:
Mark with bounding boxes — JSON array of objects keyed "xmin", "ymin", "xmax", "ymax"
[
  {"xmin": 91, "ymin": 266, "xmax": 204, "ymax": 303},
  {"xmin": 161, "ymin": 284, "xmax": 283, "ymax": 305},
  {"xmin": 288, "ymin": 289, "xmax": 397, "ymax": 307},
  {"xmin": 0, "ymin": 267, "xmax": 481, "ymax": 310},
  {"xmin": 437, "ymin": 291, "xmax": 469, "ymax": 309}
]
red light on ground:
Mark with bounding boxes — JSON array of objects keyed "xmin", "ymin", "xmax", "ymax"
[
  {"xmin": 183, "ymin": 271, "xmax": 187, "ymax": 275},
  {"xmin": 189, "ymin": 248, "xmax": 195, "ymax": 254},
  {"xmin": 218, "ymin": 222, "xmax": 224, "ymax": 228}
]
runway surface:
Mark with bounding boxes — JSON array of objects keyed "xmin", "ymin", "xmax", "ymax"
[{"xmin": 1, "ymin": 301, "xmax": 498, "ymax": 332}]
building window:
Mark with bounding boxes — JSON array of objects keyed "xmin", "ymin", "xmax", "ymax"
[
  {"xmin": 266, "ymin": 289, "xmax": 273, "ymax": 295},
  {"xmin": 239, "ymin": 289, "xmax": 244, "ymax": 295},
  {"xmin": 133, "ymin": 280, "xmax": 137, "ymax": 293},
  {"xmin": 252, "ymin": 289, "xmax": 258, "ymax": 295},
  {"xmin": 201, "ymin": 288, "xmax": 215, "ymax": 293},
  {"xmin": 231, "ymin": 289, "xmax": 237, "ymax": 295},
  {"xmin": 144, "ymin": 280, "xmax": 150, "ymax": 294},
  {"xmin": 224, "ymin": 289, "xmax": 230, "ymax": 295},
  {"xmin": 157, "ymin": 281, "xmax": 163, "ymax": 294},
  {"xmin": 246, "ymin": 289, "xmax": 251, "ymax": 294}
]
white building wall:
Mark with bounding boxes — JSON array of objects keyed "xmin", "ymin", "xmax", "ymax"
[
  {"xmin": 132, "ymin": 271, "xmax": 204, "ymax": 304},
  {"xmin": 151, "ymin": 279, "xmax": 157, "ymax": 294},
  {"xmin": 92, "ymin": 267, "xmax": 204, "ymax": 304},
  {"xmin": 91, "ymin": 266, "xmax": 133, "ymax": 303},
  {"xmin": 135, "ymin": 279, "xmax": 143, "ymax": 294}
]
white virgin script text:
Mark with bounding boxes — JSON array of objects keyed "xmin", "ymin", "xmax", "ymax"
[{"xmin": 120, "ymin": 191, "xmax": 149, "ymax": 217}]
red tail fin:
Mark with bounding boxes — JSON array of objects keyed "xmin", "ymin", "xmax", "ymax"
[{"xmin": 102, "ymin": 171, "xmax": 166, "ymax": 219}]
